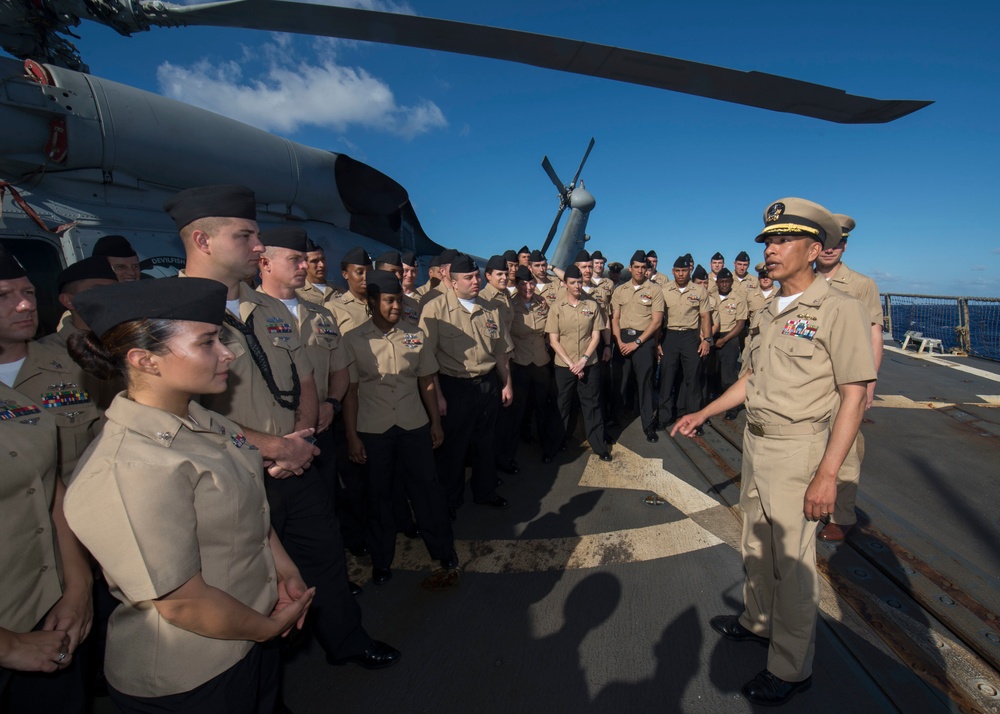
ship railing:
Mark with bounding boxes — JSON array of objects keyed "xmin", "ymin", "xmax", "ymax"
[{"xmin": 882, "ymin": 293, "xmax": 1000, "ymax": 362}]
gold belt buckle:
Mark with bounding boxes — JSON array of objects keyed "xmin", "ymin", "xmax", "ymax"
[{"xmin": 748, "ymin": 422, "xmax": 764, "ymax": 437}]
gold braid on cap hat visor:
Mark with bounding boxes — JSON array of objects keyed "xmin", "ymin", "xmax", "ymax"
[{"xmin": 758, "ymin": 222, "xmax": 822, "ymax": 238}]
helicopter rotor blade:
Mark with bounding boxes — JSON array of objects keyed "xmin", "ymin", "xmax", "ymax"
[
  {"xmin": 540, "ymin": 205, "xmax": 567, "ymax": 257},
  {"xmin": 570, "ymin": 137, "xmax": 595, "ymax": 188},
  {"xmin": 143, "ymin": 0, "xmax": 932, "ymax": 124},
  {"xmin": 541, "ymin": 156, "xmax": 565, "ymax": 192}
]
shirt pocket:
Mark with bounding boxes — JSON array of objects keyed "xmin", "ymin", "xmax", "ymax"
[{"xmin": 770, "ymin": 336, "xmax": 816, "ymax": 383}]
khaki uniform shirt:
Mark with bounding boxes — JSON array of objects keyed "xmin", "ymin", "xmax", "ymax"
[
  {"xmin": 199, "ymin": 281, "xmax": 313, "ymax": 437},
  {"xmin": 648, "ymin": 272, "xmax": 669, "ymax": 287},
  {"xmin": 14, "ymin": 341, "xmax": 103, "ymax": 478},
  {"xmin": 296, "ymin": 282, "xmax": 342, "ymax": 308},
  {"xmin": 418, "ymin": 283, "xmax": 449, "ymax": 310},
  {"xmin": 37, "ymin": 311, "xmax": 76, "ymax": 349},
  {"xmin": 533, "ymin": 280, "xmax": 560, "ymax": 309},
  {"xmin": 343, "ymin": 319, "xmax": 438, "ymax": 433},
  {"xmin": 0, "ymin": 383, "xmax": 62, "ymax": 633},
  {"xmin": 733, "ymin": 274, "xmax": 759, "ymax": 294},
  {"xmin": 661, "ymin": 282, "xmax": 709, "ymax": 331},
  {"xmin": 824, "ymin": 263, "xmax": 883, "ymax": 325},
  {"xmin": 747, "ymin": 287, "xmax": 776, "ymax": 323},
  {"xmin": 37, "ymin": 314, "xmax": 121, "ymax": 408},
  {"xmin": 419, "ymin": 291, "xmax": 507, "ymax": 378},
  {"xmin": 414, "ymin": 279, "xmax": 437, "ymax": 299},
  {"xmin": 401, "ymin": 294, "xmax": 422, "ymax": 324},
  {"xmin": 717, "ymin": 291, "xmax": 749, "ymax": 333},
  {"xmin": 480, "ymin": 284, "xmax": 513, "ymax": 334},
  {"xmin": 508, "ymin": 295, "xmax": 551, "ymax": 367},
  {"xmin": 741, "ymin": 277, "xmax": 876, "ymax": 426},
  {"xmin": 65, "ymin": 396, "xmax": 277, "ymax": 697},
  {"xmin": 611, "ymin": 281, "xmax": 665, "ymax": 332},
  {"xmin": 588, "ymin": 278, "xmax": 614, "ymax": 313},
  {"xmin": 280, "ymin": 295, "xmax": 347, "ymax": 403},
  {"xmin": 545, "ymin": 296, "xmax": 607, "ymax": 367},
  {"xmin": 328, "ymin": 291, "xmax": 370, "ymax": 332},
  {"xmin": 707, "ymin": 293, "xmax": 720, "ymax": 334}
]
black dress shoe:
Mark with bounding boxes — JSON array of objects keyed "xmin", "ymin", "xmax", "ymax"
[
  {"xmin": 440, "ymin": 554, "xmax": 459, "ymax": 570},
  {"xmin": 710, "ymin": 615, "xmax": 769, "ymax": 645},
  {"xmin": 694, "ymin": 426, "xmax": 705, "ymax": 437},
  {"xmin": 347, "ymin": 542, "xmax": 369, "ymax": 557},
  {"xmin": 742, "ymin": 670, "xmax": 811, "ymax": 706},
  {"xmin": 724, "ymin": 409, "xmax": 738, "ymax": 421},
  {"xmin": 474, "ymin": 494, "xmax": 509, "ymax": 509},
  {"xmin": 371, "ymin": 567, "xmax": 392, "ymax": 585},
  {"xmin": 328, "ymin": 641, "xmax": 401, "ymax": 670},
  {"xmin": 645, "ymin": 430, "xmax": 659, "ymax": 443},
  {"xmin": 348, "ymin": 581, "xmax": 362, "ymax": 596},
  {"xmin": 599, "ymin": 452, "xmax": 613, "ymax": 462},
  {"xmin": 403, "ymin": 525, "xmax": 421, "ymax": 539},
  {"xmin": 496, "ymin": 459, "xmax": 520, "ymax": 475}
]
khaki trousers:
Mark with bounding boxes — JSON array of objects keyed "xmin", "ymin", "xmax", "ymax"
[{"xmin": 739, "ymin": 426, "xmax": 828, "ymax": 682}]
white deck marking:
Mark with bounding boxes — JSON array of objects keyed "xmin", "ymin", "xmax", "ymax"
[{"xmin": 873, "ymin": 395, "xmax": 955, "ymax": 409}]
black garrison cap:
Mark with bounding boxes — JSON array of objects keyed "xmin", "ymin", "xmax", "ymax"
[
  {"xmin": 75, "ymin": 277, "xmax": 227, "ymax": 338},
  {"xmin": 163, "ymin": 184, "xmax": 256, "ymax": 231},
  {"xmin": 366, "ymin": 269, "xmax": 402, "ymax": 296},
  {"xmin": 717, "ymin": 268, "xmax": 733, "ymax": 280},
  {"xmin": 375, "ymin": 250, "xmax": 402, "ymax": 267},
  {"xmin": 342, "ymin": 246, "xmax": 372, "ymax": 266},
  {"xmin": 629, "ymin": 250, "xmax": 647, "ymax": 265},
  {"xmin": 439, "ymin": 248, "xmax": 459, "ymax": 264},
  {"xmin": 646, "ymin": 250, "xmax": 658, "ymax": 259},
  {"xmin": 92, "ymin": 235, "xmax": 137, "ymax": 258},
  {"xmin": 692, "ymin": 264, "xmax": 708, "ymax": 280},
  {"xmin": 261, "ymin": 227, "xmax": 308, "ymax": 252},
  {"xmin": 711, "ymin": 252, "xmax": 724, "ymax": 261},
  {"xmin": 735, "ymin": 250, "xmax": 750, "ymax": 262},
  {"xmin": 564, "ymin": 264, "xmax": 583, "ymax": 280},
  {"xmin": 57, "ymin": 256, "xmax": 117, "ymax": 292},
  {"xmin": 590, "ymin": 250, "xmax": 604, "ymax": 260},
  {"xmin": 0, "ymin": 245, "xmax": 27, "ymax": 280},
  {"xmin": 518, "ymin": 245, "xmax": 531, "ymax": 255},
  {"xmin": 450, "ymin": 253, "xmax": 479, "ymax": 274},
  {"xmin": 306, "ymin": 238, "xmax": 321, "ymax": 252},
  {"xmin": 503, "ymin": 249, "xmax": 518, "ymax": 263},
  {"xmin": 574, "ymin": 249, "xmax": 592, "ymax": 263},
  {"xmin": 684, "ymin": 253, "xmax": 693, "ymax": 266},
  {"xmin": 529, "ymin": 250, "xmax": 546, "ymax": 262},
  {"xmin": 485, "ymin": 255, "xmax": 508, "ymax": 272},
  {"xmin": 514, "ymin": 266, "xmax": 533, "ymax": 282},
  {"xmin": 401, "ymin": 251, "xmax": 416, "ymax": 266},
  {"xmin": 429, "ymin": 255, "xmax": 442, "ymax": 268},
  {"xmin": 672, "ymin": 256, "xmax": 688, "ymax": 268}
]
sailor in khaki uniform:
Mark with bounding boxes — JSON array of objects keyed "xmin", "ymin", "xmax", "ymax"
[
  {"xmin": 65, "ymin": 277, "xmax": 314, "ymax": 712},
  {"xmin": 167, "ymin": 185, "xmax": 399, "ymax": 672},
  {"xmin": 503, "ymin": 249, "xmax": 519, "ymax": 293},
  {"xmin": 646, "ymin": 250, "xmax": 669, "ymax": 287},
  {"xmin": 657, "ymin": 255, "xmax": 712, "ymax": 427},
  {"xmin": 329, "ymin": 246, "xmax": 372, "ymax": 332},
  {"xmin": 480, "ymin": 255, "xmax": 514, "ymax": 331},
  {"xmin": 713, "ymin": 269, "xmax": 749, "ymax": 420},
  {"xmin": 39, "ymin": 256, "xmax": 118, "ymax": 350},
  {"xmin": 92, "ymin": 235, "xmax": 141, "ymax": 283},
  {"xmin": 610, "ymin": 250, "xmax": 664, "ymax": 442},
  {"xmin": 731, "ymin": 250, "xmax": 759, "ymax": 294},
  {"xmin": 296, "ymin": 240, "xmax": 343, "ymax": 307},
  {"xmin": 341, "ymin": 271, "xmax": 458, "ymax": 586},
  {"xmin": 414, "ymin": 254, "xmax": 443, "ymax": 299},
  {"xmin": 693, "ymin": 264, "xmax": 721, "ymax": 405},
  {"xmin": 419, "ymin": 253, "xmax": 512, "ymax": 516},
  {"xmin": 481, "ymin": 256, "xmax": 519, "ymax": 472},
  {"xmin": 504, "ymin": 266, "xmax": 557, "ymax": 465},
  {"xmin": 674, "ymin": 198, "xmax": 875, "ymax": 706},
  {"xmin": 0, "ymin": 247, "xmax": 93, "ymax": 712},
  {"xmin": 746, "ymin": 261, "xmax": 777, "ymax": 324},
  {"xmin": 547, "ymin": 264, "xmax": 611, "ymax": 462},
  {"xmin": 814, "ymin": 214, "xmax": 884, "ymax": 542},
  {"xmin": 708, "ymin": 251, "xmax": 725, "ymax": 291},
  {"xmin": 529, "ymin": 250, "xmax": 560, "ymax": 308},
  {"xmin": 517, "ymin": 245, "xmax": 531, "ymax": 267},
  {"xmin": 374, "ymin": 249, "xmax": 422, "ymax": 327}
]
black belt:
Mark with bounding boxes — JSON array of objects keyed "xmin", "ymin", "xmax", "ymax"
[{"xmin": 440, "ymin": 369, "xmax": 496, "ymax": 385}]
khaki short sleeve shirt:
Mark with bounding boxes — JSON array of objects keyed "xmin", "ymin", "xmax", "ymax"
[
  {"xmin": 733, "ymin": 275, "xmax": 759, "ymax": 294},
  {"xmin": 419, "ymin": 291, "xmax": 506, "ymax": 378},
  {"xmin": 343, "ymin": 319, "xmax": 438, "ymax": 433},
  {"xmin": 295, "ymin": 299, "xmax": 346, "ymax": 402},
  {"xmin": 588, "ymin": 278, "xmax": 614, "ymax": 312},
  {"xmin": 296, "ymin": 282, "xmax": 342, "ymax": 308},
  {"xmin": 64, "ymin": 396, "xmax": 277, "ymax": 698},
  {"xmin": 15, "ymin": 341, "xmax": 104, "ymax": 479},
  {"xmin": 826, "ymin": 263, "xmax": 883, "ymax": 325},
  {"xmin": 401, "ymin": 294, "xmax": 422, "ymax": 324},
  {"xmin": 480, "ymin": 284, "xmax": 514, "ymax": 335},
  {"xmin": 611, "ymin": 281, "xmax": 665, "ymax": 331},
  {"xmin": 534, "ymin": 280, "xmax": 560, "ymax": 309},
  {"xmin": 546, "ymin": 296, "xmax": 607, "ymax": 367},
  {"xmin": 717, "ymin": 291, "xmax": 749, "ymax": 333},
  {"xmin": 742, "ymin": 278, "xmax": 876, "ymax": 426},
  {"xmin": 509, "ymin": 294, "xmax": 551, "ymax": 367},
  {"xmin": 199, "ymin": 282, "xmax": 311, "ymax": 437},
  {"xmin": 0, "ymin": 383, "xmax": 62, "ymax": 634},
  {"xmin": 661, "ymin": 282, "xmax": 709, "ymax": 331},
  {"xmin": 747, "ymin": 288, "xmax": 775, "ymax": 323},
  {"xmin": 329, "ymin": 291, "xmax": 370, "ymax": 332}
]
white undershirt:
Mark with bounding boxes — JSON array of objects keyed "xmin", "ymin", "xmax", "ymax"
[
  {"xmin": 278, "ymin": 297, "xmax": 300, "ymax": 321},
  {"xmin": 678, "ymin": 286, "xmax": 688, "ymax": 294},
  {"xmin": 225, "ymin": 299, "xmax": 241, "ymax": 317},
  {"xmin": 583, "ymin": 285, "xmax": 593, "ymax": 293},
  {"xmin": 761, "ymin": 288, "xmax": 775, "ymax": 298},
  {"xmin": 0, "ymin": 358, "xmax": 25, "ymax": 387},
  {"xmin": 457, "ymin": 297, "xmax": 476, "ymax": 313},
  {"xmin": 777, "ymin": 292, "xmax": 803, "ymax": 312},
  {"xmin": 632, "ymin": 283, "xmax": 643, "ymax": 291},
  {"xmin": 311, "ymin": 282, "xmax": 328, "ymax": 294},
  {"xmin": 719, "ymin": 292, "xmax": 730, "ymax": 302}
]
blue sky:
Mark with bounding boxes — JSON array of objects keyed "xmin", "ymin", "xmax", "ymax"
[{"xmin": 50, "ymin": 0, "xmax": 1000, "ymax": 296}]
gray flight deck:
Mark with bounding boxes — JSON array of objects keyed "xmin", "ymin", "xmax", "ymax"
[{"xmin": 93, "ymin": 341, "xmax": 1000, "ymax": 713}]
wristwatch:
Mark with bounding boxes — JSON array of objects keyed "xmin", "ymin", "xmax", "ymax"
[
  {"xmin": 325, "ymin": 397, "xmax": 342, "ymax": 413},
  {"xmin": 635, "ymin": 337, "xmax": 643, "ymax": 346},
  {"xmin": 703, "ymin": 337, "xmax": 712, "ymax": 343}
]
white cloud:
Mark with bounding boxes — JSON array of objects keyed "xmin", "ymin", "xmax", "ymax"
[{"xmin": 156, "ymin": 42, "xmax": 446, "ymax": 139}]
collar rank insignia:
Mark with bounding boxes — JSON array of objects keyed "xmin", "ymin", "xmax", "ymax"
[
  {"xmin": 42, "ymin": 389, "xmax": 90, "ymax": 408},
  {"xmin": 156, "ymin": 431, "xmax": 172, "ymax": 441},
  {"xmin": 217, "ymin": 425, "xmax": 226, "ymax": 434},
  {"xmin": 231, "ymin": 432, "xmax": 247, "ymax": 448},
  {"xmin": 0, "ymin": 400, "xmax": 41, "ymax": 421},
  {"xmin": 265, "ymin": 317, "xmax": 293, "ymax": 334},
  {"xmin": 315, "ymin": 320, "xmax": 338, "ymax": 336},
  {"xmin": 781, "ymin": 318, "xmax": 817, "ymax": 340},
  {"xmin": 402, "ymin": 333, "xmax": 422, "ymax": 349}
]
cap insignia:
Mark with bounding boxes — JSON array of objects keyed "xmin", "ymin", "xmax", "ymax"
[{"xmin": 765, "ymin": 202, "xmax": 785, "ymax": 223}]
